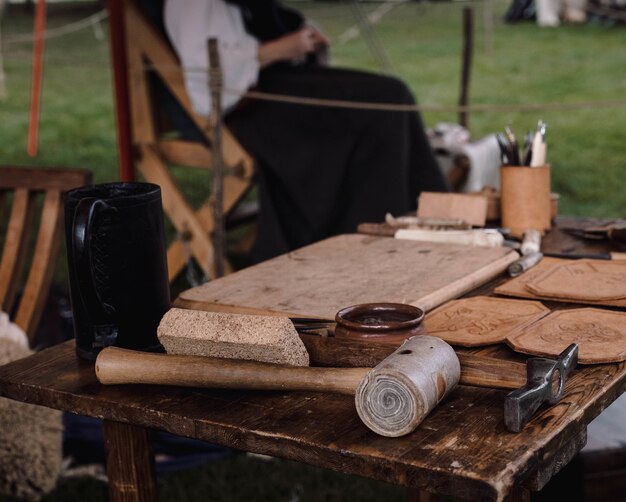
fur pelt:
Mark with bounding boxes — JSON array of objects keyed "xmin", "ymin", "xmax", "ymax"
[{"xmin": 0, "ymin": 322, "xmax": 63, "ymax": 501}]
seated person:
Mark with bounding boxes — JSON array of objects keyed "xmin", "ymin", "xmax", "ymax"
[{"xmin": 165, "ymin": 0, "xmax": 448, "ymax": 262}]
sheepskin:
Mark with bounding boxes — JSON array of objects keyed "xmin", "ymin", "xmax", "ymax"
[{"xmin": 0, "ymin": 314, "xmax": 63, "ymax": 501}]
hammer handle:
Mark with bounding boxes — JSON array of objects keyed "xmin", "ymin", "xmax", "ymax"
[
  {"xmin": 96, "ymin": 347, "xmax": 369, "ymax": 395},
  {"xmin": 300, "ymin": 334, "xmax": 528, "ymax": 391}
]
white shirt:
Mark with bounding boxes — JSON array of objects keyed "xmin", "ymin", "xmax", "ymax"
[{"xmin": 164, "ymin": 0, "xmax": 260, "ymax": 117}]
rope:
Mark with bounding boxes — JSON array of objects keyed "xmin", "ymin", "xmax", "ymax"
[
  {"xmin": 135, "ymin": 63, "xmax": 626, "ymax": 114},
  {"xmin": 3, "ymin": 9, "xmax": 108, "ymax": 45},
  {"xmin": 226, "ymin": 87, "xmax": 626, "ymax": 114}
]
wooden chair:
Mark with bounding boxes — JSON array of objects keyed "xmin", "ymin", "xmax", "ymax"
[
  {"xmin": 0, "ymin": 166, "xmax": 91, "ymax": 344},
  {"xmin": 123, "ymin": 0, "xmax": 255, "ymax": 281}
]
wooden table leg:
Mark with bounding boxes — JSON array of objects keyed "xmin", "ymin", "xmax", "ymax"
[{"xmin": 103, "ymin": 419, "xmax": 158, "ymax": 502}]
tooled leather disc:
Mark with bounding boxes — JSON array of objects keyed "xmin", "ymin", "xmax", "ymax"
[
  {"xmin": 506, "ymin": 308, "xmax": 626, "ymax": 364},
  {"xmin": 525, "ymin": 260, "xmax": 626, "ymax": 301},
  {"xmin": 425, "ymin": 296, "xmax": 550, "ymax": 347}
]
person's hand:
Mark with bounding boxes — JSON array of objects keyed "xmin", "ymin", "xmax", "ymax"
[
  {"xmin": 258, "ymin": 27, "xmax": 330, "ymax": 68},
  {"xmin": 306, "ymin": 25, "xmax": 330, "ymax": 49}
]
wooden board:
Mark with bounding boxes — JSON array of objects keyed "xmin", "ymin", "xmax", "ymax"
[
  {"xmin": 494, "ymin": 257, "xmax": 626, "ymax": 308},
  {"xmin": 424, "ymin": 297, "xmax": 550, "ymax": 347},
  {"xmin": 177, "ymin": 234, "xmax": 518, "ymax": 318},
  {"xmin": 417, "ymin": 192, "xmax": 488, "ymax": 227}
]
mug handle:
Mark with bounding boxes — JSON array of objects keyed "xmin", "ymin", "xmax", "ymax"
[{"xmin": 72, "ymin": 197, "xmax": 118, "ymax": 348}]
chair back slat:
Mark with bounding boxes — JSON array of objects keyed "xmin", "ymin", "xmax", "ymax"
[
  {"xmin": 0, "ymin": 167, "xmax": 91, "ymax": 342},
  {"xmin": 14, "ymin": 190, "xmax": 63, "ymax": 340},
  {"xmin": 0, "ymin": 188, "xmax": 35, "ymax": 314}
]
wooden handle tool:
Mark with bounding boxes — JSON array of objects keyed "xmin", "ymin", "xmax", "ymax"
[
  {"xmin": 299, "ymin": 333, "xmax": 527, "ymax": 390},
  {"xmin": 96, "ymin": 347, "xmax": 368, "ymax": 395}
]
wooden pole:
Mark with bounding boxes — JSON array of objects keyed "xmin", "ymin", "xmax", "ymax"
[
  {"xmin": 26, "ymin": 0, "xmax": 46, "ymax": 157},
  {"xmin": 108, "ymin": 0, "xmax": 135, "ymax": 182},
  {"xmin": 458, "ymin": 7, "xmax": 474, "ymax": 129},
  {"xmin": 208, "ymin": 38, "xmax": 225, "ymax": 278}
]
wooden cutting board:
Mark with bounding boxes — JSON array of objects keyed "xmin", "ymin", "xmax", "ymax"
[{"xmin": 176, "ymin": 234, "xmax": 518, "ymax": 319}]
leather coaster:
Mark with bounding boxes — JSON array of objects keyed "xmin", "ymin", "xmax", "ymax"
[
  {"xmin": 525, "ymin": 260, "xmax": 626, "ymax": 301},
  {"xmin": 495, "ymin": 258, "xmax": 626, "ymax": 308},
  {"xmin": 425, "ymin": 296, "xmax": 550, "ymax": 347},
  {"xmin": 507, "ymin": 308, "xmax": 626, "ymax": 364}
]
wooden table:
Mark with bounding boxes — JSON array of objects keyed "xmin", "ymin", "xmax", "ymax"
[{"xmin": 1, "ymin": 218, "xmax": 625, "ymax": 502}]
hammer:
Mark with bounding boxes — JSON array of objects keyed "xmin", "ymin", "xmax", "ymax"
[
  {"xmin": 504, "ymin": 343, "xmax": 578, "ymax": 432},
  {"xmin": 96, "ymin": 337, "xmax": 579, "ymax": 435},
  {"xmin": 96, "ymin": 335, "xmax": 460, "ymax": 438}
]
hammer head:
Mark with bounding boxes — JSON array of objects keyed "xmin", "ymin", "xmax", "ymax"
[{"xmin": 504, "ymin": 344, "xmax": 578, "ymax": 432}]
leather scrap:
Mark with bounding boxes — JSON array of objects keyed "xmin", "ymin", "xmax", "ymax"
[
  {"xmin": 507, "ymin": 308, "xmax": 626, "ymax": 364},
  {"xmin": 525, "ymin": 260, "xmax": 626, "ymax": 301},
  {"xmin": 425, "ymin": 296, "xmax": 550, "ymax": 347},
  {"xmin": 495, "ymin": 258, "xmax": 626, "ymax": 308}
]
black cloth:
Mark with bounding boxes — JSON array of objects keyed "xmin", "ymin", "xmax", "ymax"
[
  {"xmin": 225, "ymin": 65, "xmax": 448, "ymax": 262},
  {"xmin": 225, "ymin": 0, "xmax": 304, "ymax": 41}
]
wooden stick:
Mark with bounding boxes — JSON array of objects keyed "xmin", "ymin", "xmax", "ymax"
[
  {"xmin": 27, "ymin": 0, "xmax": 46, "ymax": 157},
  {"xmin": 208, "ymin": 38, "xmax": 225, "ymax": 278},
  {"xmin": 458, "ymin": 7, "xmax": 473, "ymax": 129}
]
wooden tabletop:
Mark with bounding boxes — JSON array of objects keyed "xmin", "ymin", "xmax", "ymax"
[
  {"xmin": 0, "ymin": 338, "xmax": 624, "ymax": 500},
  {"xmin": 1, "ymin": 218, "xmax": 625, "ymax": 501}
]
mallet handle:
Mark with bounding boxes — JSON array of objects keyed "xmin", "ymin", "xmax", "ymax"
[{"xmin": 96, "ymin": 347, "xmax": 368, "ymax": 395}]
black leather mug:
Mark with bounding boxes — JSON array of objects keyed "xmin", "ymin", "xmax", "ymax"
[{"xmin": 64, "ymin": 182, "xmax": 170, "ymax": 360}]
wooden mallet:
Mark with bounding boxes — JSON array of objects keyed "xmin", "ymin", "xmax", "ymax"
[{"xmin": 95, "ymin": 335, "xmax": 460, "ymax": 438}]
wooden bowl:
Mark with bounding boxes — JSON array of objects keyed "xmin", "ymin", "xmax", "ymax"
[{"xmin": 334, "ymin": 303, "xmax": 426, "ymax": 344}]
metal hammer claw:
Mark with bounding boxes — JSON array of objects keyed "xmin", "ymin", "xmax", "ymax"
[{"xmin": 504, "ymin": 344, "xmax": 578, "ymax": 432}]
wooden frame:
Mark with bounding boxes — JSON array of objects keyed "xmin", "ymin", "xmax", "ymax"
[
  {"xmin": 123, "ymin": 0, "xmax": 255, "ymax": 281},
  {"xmin": 0, "ymin": 166, "xmax": 91, "ymax": 342}
]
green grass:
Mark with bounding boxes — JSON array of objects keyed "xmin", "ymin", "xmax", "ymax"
[
  {"xmin": 1, "ymin": 4, "xmax": 116, "ymax": 181},
  {"xmin": 1, "ymin": 2, "xmax": 625, "ymax": 500}
]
